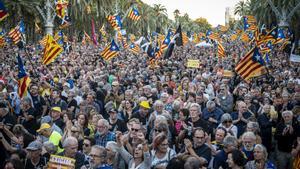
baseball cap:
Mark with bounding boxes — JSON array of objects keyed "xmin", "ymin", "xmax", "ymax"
[
  {"xmin": 51, "ymin": 106, "xmax": 61, "ymax": 113},
  {"xmin": 40, "ymin": 115, "xmax": 52, "ymax": 124},
  {"xmin": 108, "ymin": 109, "xmax": 117, "ymax": 114},
  {"xmin": 139, "ymin": 101, "xmax": 150, "ymax": 109},
  {"xmin": 37, "ymin": 123, "xmax": 51, "ymax": 133},
  {"xmin": 26, "ymin": 140, "xmax": 43, "ymax": 151}
]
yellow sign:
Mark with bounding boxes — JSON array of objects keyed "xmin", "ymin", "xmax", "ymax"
[
  {"xmin": 223, "ymin": 70, "xmax": 234, "ymax": 77},
  {"xmin": 187, "ymin": 59, "xmax": 200, "ymax": 68},
  {"xmin": 47, "ymin": 155, "xmax": 75, "ymax": 169}
]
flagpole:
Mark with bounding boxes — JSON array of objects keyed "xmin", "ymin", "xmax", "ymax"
[{"xmin": 23, "ymin": 47, "xmax": 39, "ymax": 78}]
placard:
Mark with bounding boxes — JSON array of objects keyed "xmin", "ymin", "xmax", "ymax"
[
  {"xmin": 47, "ymin": 155, "xmax": 75, "ymax": 169},
  {"xmin": 187, "ymin": 59, "xmax": 200, "ymax": 68}
]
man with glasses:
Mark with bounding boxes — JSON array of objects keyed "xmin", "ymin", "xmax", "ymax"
[
  {"xmin": 58, "ymin": 137, "xmax": 86, "ymax": 169},
  {"xmin": 85, "ymin": 145, "xmax": 112, "ymax": 169},
  {"xmin": 213, "ymin": 135, "xmax": 238, "ymax": 169},
  {"xmin": 216, "ymin": 84, "xmax": 233, "ymax": 114},
  {"xmin": 82, "ymin": 137, "xmax": 95, "ymax": 161},
  {"xmin": 94, "ymin": 119, "xmax": 116, "ymax": 147},
  {"xmin": 184, "ymin": 128, "xmax": 212, "ymax": 167},
  {"xmin": 24, "ymin": 140, "xmax": 48, "ymax": 169}
]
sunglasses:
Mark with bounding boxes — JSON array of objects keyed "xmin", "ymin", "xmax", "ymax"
[
  {"xmin": 83, "ymin": 143, "xmax": 90, "ymax": 147},
  {"xmin": 223, "ymin": 121, "xmax": 232, "ymax": 123},
  {"xmin": 131, "ymin": 128, "xmax": 140, "ymax": 132}
]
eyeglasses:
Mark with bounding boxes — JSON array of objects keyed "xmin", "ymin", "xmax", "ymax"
[
  {"xmin": 154, "ymin": 129, "xmax": 163, "ymax": 133},
  {"xmin": 97, "ymin": 125, "xmax": 106, "ymax": 129},
  {"xmin": 89, "ymin": 154, "xmax": 101, "ymax": 158},
  {"xmin": 223, "ymin": 120, "xmax": 232, "ymax": 123},
  {"xmin": 83, "ymin": 143, "xmax": 90, "ymax": 147},
  {"xmin": 131, "ymin": 128, "xmax": 140, "ymax": 132},
  {"xmin": 71, "ymin": 130, "xmax": 79, "ymax": 133}
]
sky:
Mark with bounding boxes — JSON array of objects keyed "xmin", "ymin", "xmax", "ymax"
[{"xmin": 143, "ymin": 0, "xmax": 241, "ymax": 26}]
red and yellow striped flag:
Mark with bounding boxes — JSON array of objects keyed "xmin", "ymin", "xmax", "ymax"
[
  {"xmin": 217, "ymin": 41, "xmax": 226, "ymax": 58},
  {"xmin": 42, "ymin": 35, "xmax": 63, "ymax": 65}
]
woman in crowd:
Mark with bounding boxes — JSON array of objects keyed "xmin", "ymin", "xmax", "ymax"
[
  {"xmin": 218, "ymin": 113, "xmax": 238, "ymax": 138},
  {"xmin": 245, "ymin": 144, "xmax": 276, "ymax": 169},
  {"xmin": 151, "ymin": 133, "xmax": 176, "ymax": 169},
  {"xmin": 116, "ymin": 131, "xmax": 151, "ymax": 169}
]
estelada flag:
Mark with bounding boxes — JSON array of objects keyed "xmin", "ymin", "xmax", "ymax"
[{"xmin": 42, "ymin": 34, "xmax": 63, "ymax": 65}]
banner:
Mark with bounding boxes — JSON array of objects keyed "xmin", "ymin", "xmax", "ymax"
[
  {"xmin": 187, "ymin": 59, "xmax": 200, "ymax": 68},
  {"xmin": 290, "ymin": 54, "xmax": 300, "ymax": 62},
  {"xmin": 47, "ymin": 155, "xmax": 75, "ymax": 169}
]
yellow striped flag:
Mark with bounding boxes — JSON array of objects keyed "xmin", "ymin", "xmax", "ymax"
[
  {"xmin": 8, "ymin": 26, "xmax": 22, "ymax": 44},
  {"xmin": 42, "ymin": 35, "xmax": 63, "ymax": 65},
  {"xmin": 128, "ymin": 7, "xmax": 141, "ymax": 21},
  {"xmin": 182, "ymin": 32, "xmax": 189, "ymax": 45},
  {"xmin": 217, "ymin": 41, "xmax": 226, "ymax": 58},
  {"xmin": 0, "ymin": 36, "xmax": 5, "ymax": 47},
  {"xmin": 129, "ymin": 43, "xmax": 140, "ymax": 54},
  {"xmin": 235, "ymin": 47, "xmax": 265, "ymax": 81},
  {"xmin": 17, "ymin": 55, "xmax": 31, "ymax": 98},
  {"xmin": 101, "ymin": 39, "xmax": 120, "ymax": 61}
]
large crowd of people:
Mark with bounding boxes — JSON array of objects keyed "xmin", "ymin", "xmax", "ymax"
[{"xmin": 0, "ymin": 39, "xmax": 299, "ymax": 169}]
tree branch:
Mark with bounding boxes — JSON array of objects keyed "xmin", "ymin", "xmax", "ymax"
[
  {"xmin": 36, "ymin": 6, "xmax": 46, "ymax": 21},
  {"xmin": 287, "ymin": 1, "xmax": 300, "ymax": 21},
  {"xmin": 267, "ymin": 0, "xmax": 282, "ymax": 19}
]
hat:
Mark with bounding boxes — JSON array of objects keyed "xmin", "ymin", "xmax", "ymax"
[
  {"xmin": 112, "ymin": 81, "xmax": 119, "ymax": 86},
  {"xmin": 51, "ymin": 106, "xmax": 61, "ymax": 113},
  {"xmin": 26, "ymin": 141, "xmax": 43, "ymax": 151},
  {"xmin": 108, "ymin": 109, "xmax": 117, "ymax": 113},
  {"xmin": 139, "ymin": 101, "xmax": 150, "ymax": 109},
  {"xmin": 41, "ymin": 115, "xmax": 52, "ymax": 124},
  {"xmin": 37, "ymin": 123, "xmax": 51, "ymax": 133}
]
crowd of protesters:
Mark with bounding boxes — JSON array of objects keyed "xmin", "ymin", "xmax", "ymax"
[{"xmin": 0, "ymin": 39, "xmax": 299, "ymax": 169}]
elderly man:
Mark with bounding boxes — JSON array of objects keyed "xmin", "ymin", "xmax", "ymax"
[
  {"xmin": 94, "ymin": 119, "xmax": 116, "ymax": 147},
  {"xmin": 59, "ymin": 137, "xmax": 86, "ymax": 169},
  {"xmin": 216, "ymin": 84, "xmax": 234, "ymax": 114},
  {"xmin": 275, "ymin": 110, "xmax": 300, "ymax": 169},
  {"xmin": 83, "ymin": 145, "xmax": 112, "ymax": 169},
  {"xmin": 241, "ymin": 131, "xmax": 256, "ymax": 161},
  {"xmin": 24, "ymin": 140, "xmax": 48, "ymax": 169},
  {"xmin": 188, "ymin": 103, "xmax": 213, "ymax": 135},
  {"xmin": 184, "ymin": 128, "xmax": 212, "ymax": 167},
  {"xmin": 231, "ymin": 101, "xmax": 253, "ymax": 137},
  {"xmin": 37, "ymin": 123, "xmax": 63, "ymax": 154},
  {"xmin": 213, "ymin": 135, "xmax": 238, "ymax": 169},
  {"xmin": 202, "ymin": 100, "xmax": 224, "ymax": 129}
]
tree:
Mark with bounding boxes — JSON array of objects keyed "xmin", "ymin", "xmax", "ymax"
[
  {"xmin": 234, "ymin": 0, "xmax": 251, "ymax": 17},
  {"xmin": 194, "ymin": 17, "xmax": 212, "ymax": 32}
]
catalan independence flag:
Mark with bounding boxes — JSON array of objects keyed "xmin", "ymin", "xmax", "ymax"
[
  {"xmin": 243, "ymin": 15, "xmax": 257, "ymax": 31},
  {"xmin": 128, "ymin": 7, "xmax": 141, "ymax": 21},
  {"xmin": 161, "ymin": 29, "xmax": 172, "ymax": 51},
  {"xmin": 0, "ymin": 0, "xmax": 8, "ymax": 21},
  {"xmin": 8, "ymin": 21, "xmax": 25, "ymax": 44},
  {"xmin": 235, "ymin": 47, "xmax": 265, "ymax": 81},
  {"xmin": 107, "ymin": 15, "xmax": 122, "ymax": 30},
  {"xmin": 217, "ymin": 41, "xmax": 226, "ymax": 58},
  {"xmin": 206, "ymin": 30, "xmax": 220, "ymax": 41},
  {"xmin": 129, "ymin": 43, "xmax": 140, "ymax": 54},
  {"xmin": 101, "ymin": 39, "xmax": 120, "ymax": 61},
  {"xmin": 42, "ymin": 34, "xmax": 63, "ymax": 65},
  {"xmin": 17, "ymin": 55, "xmax": 31, "ymax": 98}
]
